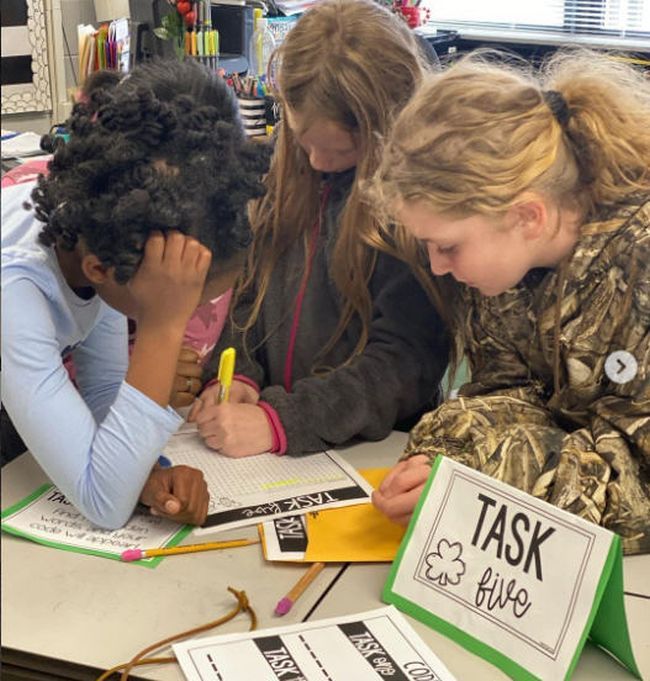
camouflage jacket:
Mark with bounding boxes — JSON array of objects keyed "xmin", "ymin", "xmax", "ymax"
[{"xmin": 405, "ymin": 198, "xmax": 650, "ymax": 555}]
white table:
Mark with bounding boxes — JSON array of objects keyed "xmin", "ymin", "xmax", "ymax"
[
  {"xmin": 2, "ymin": 432, "xmax": 648, "ymax": 680},
  {"xmin": 1, "ymin": 452, "xmax": 347, "ymax": 680}
]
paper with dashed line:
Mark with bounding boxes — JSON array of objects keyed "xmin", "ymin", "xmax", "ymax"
[
  {"xmin": 174, "ymin": 606, "xmax": 457, "ymax": 681},
  {"xmin": 163, "ymin": 433, "xmax": 373, "ymax": 534}
]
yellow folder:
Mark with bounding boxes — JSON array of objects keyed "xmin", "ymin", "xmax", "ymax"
[{"xmin": 304, "ymin": 468, "xmax": 405, "ymax": 563}]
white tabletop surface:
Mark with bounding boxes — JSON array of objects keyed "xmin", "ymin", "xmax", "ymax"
[
  {"xmin": 1, "ymin": 451, "xmax": 345, "ymax": 680},
  {"xmin": 2, "ymin": 431, "xmax": 648, "ymax": 680}
]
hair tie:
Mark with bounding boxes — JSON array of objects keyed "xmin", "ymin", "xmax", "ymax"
[
  {"xmin": 544, "ymin": 90, "xmax": 595, "ymax": 185},
  {"xmin": 543, "ymin": 90, "xmax": 571, "ymax": 128}
]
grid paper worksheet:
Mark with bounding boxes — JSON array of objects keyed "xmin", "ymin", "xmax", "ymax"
[{"xmin": 164, "ymin": 433, "xmax": 373, "ymax": 534}]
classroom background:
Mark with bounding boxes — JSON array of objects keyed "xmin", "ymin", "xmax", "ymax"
[
  {"xmin": 2, "ymin": 2, "xmax": 650, "ymax": 680},
  {"xmin": 1, "ymin": 0, "xmax": 649, "ymax": 142}
]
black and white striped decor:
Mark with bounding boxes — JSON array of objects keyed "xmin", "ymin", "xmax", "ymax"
[
  {"xmin": 238, "ymin": 96, "xmax": 267, "ymax": 137},
  {"xmin": 2, "ymin": 0, "xmax": 52, "ymax": 114}
]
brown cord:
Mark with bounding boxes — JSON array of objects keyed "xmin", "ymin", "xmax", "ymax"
[
  {"xmin": 96, "ymin": 657, "xmax": 175, "ymax": 681},
  {"xmin": 95, "ymin": 587, "xmax": 257, "ymax": 681}
]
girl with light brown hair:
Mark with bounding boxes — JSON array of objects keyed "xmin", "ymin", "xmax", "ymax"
[
  {"xmin": 372, "ymin": 49, "xmax": 650, "ymax": 554},
  {"xmin": 190, "ymin": 0, "xmax": 449, "ymax": 457}
]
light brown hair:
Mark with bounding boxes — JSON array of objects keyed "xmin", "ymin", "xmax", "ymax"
[
  {"xmin": 374, "ymin": 48, "xmax": 650, "ymax": 221},
  {"xmin": 238, "ymin": 0, "xmax": 438, "ymax": 367},
  {"xmin": 372, "ymin": 48, "xmax": 650, "ymax": 369}
]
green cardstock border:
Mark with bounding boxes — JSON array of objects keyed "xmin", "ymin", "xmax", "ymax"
[
  {"xmin": 587, "ymin": 537, "xmax": 641, "ymax": 678},
  {"xmin": 1, "ymin": 483, "xmax": 192, "ymax": 569},
  {"xmin": 383, "ymin": 455, "xmax": 639, "ymax": 681}
]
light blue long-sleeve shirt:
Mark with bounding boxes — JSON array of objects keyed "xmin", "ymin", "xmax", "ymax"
[{"xmin": 1, "ymin": 182, "xmax": 182, "ymax": 528}]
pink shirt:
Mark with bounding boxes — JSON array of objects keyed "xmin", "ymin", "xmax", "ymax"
[
  {"xmin": 181, "ymin": 290, "xmax": 232, "ymax": 364},
  {"xmin": 1, "ymin": 159, "xmax": 51, "ymax": 188}
]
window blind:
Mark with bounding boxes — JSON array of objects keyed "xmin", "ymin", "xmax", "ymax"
[{"xmin": 426, "ymin": 0, "xmax": 650, "ymax": 49}]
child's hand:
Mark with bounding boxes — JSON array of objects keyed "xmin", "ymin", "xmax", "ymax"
[
  {"xmin": 171, "ymin": 347, "xmax": 203, "ymax": 408},
  {"xmin": 140, "ymin": 464, "xmax": 209, "ymax": 525},
  {"xmin": 372, "ymin": 454, "xmax": 431, "ymax": 526},
  {"xmin": 193, "ymin": 395, "xmax": 272, "ymax": 457},
  {"xmin": 127, "ymin": 231, "xmax": 212, "ymax": 331},
  {"xmin": 187, "ymin": 379, "xmax": 259, "ymax": 420},
  {"xmin": 226, "ymin": 379, "xmax": 260, "ymax": 404}
]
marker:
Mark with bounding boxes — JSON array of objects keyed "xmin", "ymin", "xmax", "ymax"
[
  {"xmin": 196, "ymin": 0, "xmax": 204, "ymax": 62},
  {"xmin": 211, "ymin": 27, "xmax": 219, "ymax": 71},
  {"xmin": 120, "ymin": 537, "xmax": 259, "ymax": 561},
  {"xmin": 217, "ymin": 347, "xmax": 236, "ymax": 403},
  {"xmin": 274, "ymin": 562, "xmax": 325, "ymax": 616}
]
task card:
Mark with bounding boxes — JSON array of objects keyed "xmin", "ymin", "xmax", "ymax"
[
  {"xmin": 383, "ymin": 457, "xmax": 640, "ymax": 681},
  {"xmin": 174, "ymin": 605, "xmax": 457, "ymax": 681},
  {"xmin": 164, "ymin": 434, "xmax": 373, "ymax": 534},
  {"xmin": 260, "ymin": 515, "xmax": 308, "ymax": 561},
  {"xmin": 1, "ymin": 484, "xmax": 190, "ymax": 567}
]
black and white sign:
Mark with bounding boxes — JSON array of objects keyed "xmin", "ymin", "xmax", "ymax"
[{"xmin": 384, "ymin": 457, "xmax": 634, "ymax": 681}]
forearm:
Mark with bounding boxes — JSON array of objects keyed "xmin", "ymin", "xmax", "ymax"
[
  {"xmin": 126, "ymin": 322, "xmax": 187, "ymax": 407},
  {"xmin": 404, "ymin": 392, "xmax": 555, "ymax": 462},
  {"xmin": 3, "ymin": 374, "xmax": 182, "ymax": 529},
  {"xmin": 73, "ymin": 311, "xmax": 129, "ymax": 422},
  {"xmin": 398, "ymin": 400, "xmax": 650, "ymax": 553},
  {"xmin": 67, "ymin": 392, "xmax": 181, "ymax": 528},
  {"xmin": 261, "ymin": 342, "xmax": 446, "ymax": 455}
]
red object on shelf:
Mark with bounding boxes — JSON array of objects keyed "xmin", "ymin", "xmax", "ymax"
[{"xmin": 398, "ymin": 5, "xmax": 430, "ymax": 28}]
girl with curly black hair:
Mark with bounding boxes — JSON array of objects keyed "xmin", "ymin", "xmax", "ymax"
[{"xmin": 1, "ymin": 59, "xmax": 271, "ymax": 529}]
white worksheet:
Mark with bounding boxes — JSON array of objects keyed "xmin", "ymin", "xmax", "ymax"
[
  {"xmin": 164, "ymin": 434, "xmax": 373, "ymax": 534},
  {"xmin": 1, "ymin": 484, "xmax": 189, "ymax": 566},
  {"xmin": 174, "ymin": 606, "xmax": 457, "ymax": 681}
]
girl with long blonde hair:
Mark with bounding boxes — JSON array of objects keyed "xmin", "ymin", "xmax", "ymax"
[
  {"xmin": 372, "ymin": 49, "xmax": 650, "ymax": 555},
  {"xmin": 190, "ymin": 0, "xmax": 449, "ymax": 457}
]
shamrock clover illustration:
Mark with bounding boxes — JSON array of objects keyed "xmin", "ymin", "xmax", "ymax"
[{"xmin": 424, "ymin": 538, "xmax": 466, "ymax": 586}]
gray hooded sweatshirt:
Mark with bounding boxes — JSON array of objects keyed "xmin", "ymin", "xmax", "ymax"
[{"xmin": 204, "ymin": 169, "xmax": 449, "ymax": 455}]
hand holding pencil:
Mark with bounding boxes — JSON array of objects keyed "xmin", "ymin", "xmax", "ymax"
[
  {"xmin": 188, "ymin": 347, "xmax": 258, "ymax": 420},
  {"xmin": 188, "ymin": 346, "xmax": 273, "ymax": 457}
]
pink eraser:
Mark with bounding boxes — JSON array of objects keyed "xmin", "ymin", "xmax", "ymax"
[
  {"xmin": 121, "ymin": 548, "xmax": 144, "ymax": 562},
  {"xmin": 274, "ymin": 597, "xmax": 293, "ymax": 616}
]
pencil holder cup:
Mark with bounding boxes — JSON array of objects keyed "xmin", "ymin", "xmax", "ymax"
[{"xmin": 237, "ymin": 96, "xmax": 267, "ymax": 137}]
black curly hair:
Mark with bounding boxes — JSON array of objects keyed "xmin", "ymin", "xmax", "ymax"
[{"xmin": 32, "ymin": 59, "xmax": 271, "ymax": 283}]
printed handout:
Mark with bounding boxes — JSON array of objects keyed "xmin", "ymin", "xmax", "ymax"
[
  {"xmin": 174, "ymin": 605, "xmax": 457, "ymax": 681},
  {"xmin": 1, "ymin": 484, "xmax": 190, "ymax": 566},
  {"xmin": 164, "ymin": 433, "xmax": 374, "ymax": 534}
]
